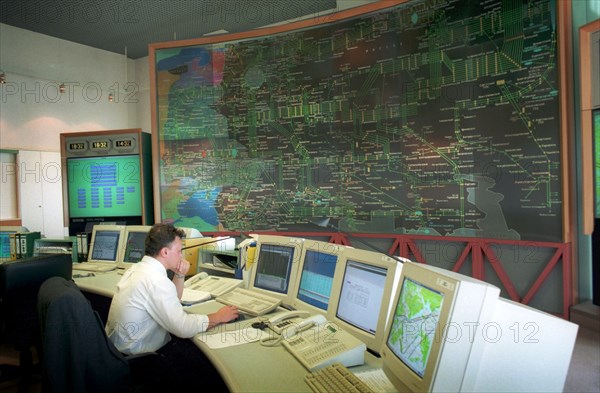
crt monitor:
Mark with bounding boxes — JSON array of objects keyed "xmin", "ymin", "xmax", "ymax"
[
  {"xmin": 380, "ymin": 261, "xmax": 500, "ymax": 393},
  {"xmin": 291, "ymin": 239, "xmax": 343, "ymax": 314},
  {"xmin": 248, "ymin": 234, "xmax": 304, "ymax": 303},
  {"xmin": 327, "ymin": 247, "xmax": 402, "ymax": 356},
  {"xmin": 87, "ymin": 225, "xmax": 126, "ymax": 264},
  {"xmin": 119, "ymin": 225, "xmax": 151, "ymax": 267}
]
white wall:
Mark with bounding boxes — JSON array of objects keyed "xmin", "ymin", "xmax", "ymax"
[
  {"xmin": 0, "ymin": 23, "xmax": 151, "ymax": 234},
  {"xmin": 0, "ymin": 23, "xmax": 151, "ymax": 152}
]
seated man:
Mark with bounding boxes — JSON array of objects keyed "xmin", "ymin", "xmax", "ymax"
[{"xmin": 106, "ymin": 223, "xmax": 238, "ymax": 391}]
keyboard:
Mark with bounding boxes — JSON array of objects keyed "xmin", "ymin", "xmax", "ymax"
[
  {"xmin": 305, "ymin": 363, "xmax": 375, "ymax": 393},
  {"xmin": 72, "ymin": 263, "xmax": 117, "ymax": 272},
  {"xmin": 190, "ymin": 276, "xmax": 243, "ymax": 297},
  {"xmin": 215, "ymin": 288, "xmax": 281, "ymax": 316}
]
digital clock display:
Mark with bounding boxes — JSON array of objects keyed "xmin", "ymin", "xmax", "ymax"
[
  {"xmin": 68, "ymin": 142, "xmax": 86, "ymax": 151},
  {"xmin": 115, "ymin": 139, "xmax": 133, "ymax": 148},
  {"xmin": 91, "ymin": 141, "xmax": 109, "ymax": 149}
]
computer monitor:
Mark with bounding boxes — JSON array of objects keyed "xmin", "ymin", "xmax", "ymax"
[
  {"xmin": 327, "ymin": 247, "xmax": 402, "ymax": 356},
  {"xmin": 119, "ymin": 225, "xmax": 151, "ymax": 267},
  {"xmin": 248, "ymin": 235, "xmax": 304, "ymax": 303},
  {"xmin": 291, "ymin": 240, "xmax": 343, "ymax": 314},
  {"xmin": 87, "ymin": 225, "xmax": 126, "ymax": 264},
  {"xmin": 380, "ymin": 261, "xmax": 500, "ymax": 393}
]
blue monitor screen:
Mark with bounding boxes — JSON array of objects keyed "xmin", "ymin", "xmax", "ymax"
[{"xmin": 297, "ymin": 250, "xmax": 338, "ymax": 310}]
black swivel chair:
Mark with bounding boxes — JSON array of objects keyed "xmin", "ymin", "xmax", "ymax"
[
  {"xmin": 0, "ymin": 253, "xmax": 72, "ymax": 391},
  {"xmin": 37, "ymin": 276, "xmax": 171, "ymax": 393}
]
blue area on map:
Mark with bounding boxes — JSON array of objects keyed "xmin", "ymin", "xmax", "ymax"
[
  {"xmin": 156, "ymin": 47, "xmax": 211, "ymax": 71},
  {"xmin": 176, "ymin": 187, "xmax": 221, "ymax": 226}
]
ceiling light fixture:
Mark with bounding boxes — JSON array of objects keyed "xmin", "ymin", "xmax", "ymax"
[
  {"xmin": 59, "ymin": 83, "xmax": 66, "ymax": 93},
  {"xmin": 108, "ymin": 93, "xmax": 114, "ymax": 102},
  {"xmin": 0, "ymin": 71, "xmax": 6, "ymax": 84}
]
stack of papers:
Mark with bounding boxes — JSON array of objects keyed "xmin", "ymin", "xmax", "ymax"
[{"xmin": 181, "ymin": 288, "xmax": 211, "ymax": 305}]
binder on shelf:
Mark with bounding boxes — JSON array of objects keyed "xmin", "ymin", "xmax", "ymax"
[
  {"xmin": 77, "ymin": 232, "xmax": 91, "ymax": 261},
  {"xmin": 9, "ymin": 233, "xmax": 19, "ymax": 259},
  {"xmin": 17, "ymin": 232, "xmax": 41, "ymax": 258}
]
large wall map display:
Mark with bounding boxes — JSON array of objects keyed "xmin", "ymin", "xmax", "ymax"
[{"xmin": 153, "ymin": 0, "xmax": 562, "ymax": 241}]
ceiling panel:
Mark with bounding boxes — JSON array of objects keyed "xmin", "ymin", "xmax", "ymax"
[{"xmin": 0, "ymin": 0, "xmax": 338, "ymax": 59}]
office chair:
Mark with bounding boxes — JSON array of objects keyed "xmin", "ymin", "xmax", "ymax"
[
  {"xmin": 0, "ymin": 254, "xmax": 72, "ymax": 392},
  {"xmin": 37, "ymin": 276, "xmax": 171, "ymax": 393}
]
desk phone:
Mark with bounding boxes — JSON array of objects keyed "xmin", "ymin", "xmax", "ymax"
[
  {"xmin": 283, "ymin": 320, "xmax": 366, "ymax": 371},
  {"xmin": 261, "ymin": 312, "xmax": 367, "ymax": 372}
]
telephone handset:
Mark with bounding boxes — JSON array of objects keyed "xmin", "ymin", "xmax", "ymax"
[
  {"xmin": 260, "ymin": 313, "xmax": 328, "ymax": 346},
  {"xmin": 268, "ymin": 310, "xmax": 310, "ymax": 334},
  {"xmin": 269, "ymin": 311, "xmax": 327, "ymax": 337}
]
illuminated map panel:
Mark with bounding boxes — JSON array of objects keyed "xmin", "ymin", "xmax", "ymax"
[{"xmin": 153, "ymin": 0, "xmax": 562, "ymax": 241}]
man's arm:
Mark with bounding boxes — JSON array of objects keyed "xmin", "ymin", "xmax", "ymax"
[{"xmin": 172, "ymin": 258, "xmax": 190, "ymax": 299}]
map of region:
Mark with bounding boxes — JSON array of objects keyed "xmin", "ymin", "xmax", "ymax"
[
  {"xmin": 154, "ymin": 0, "xmax": 562, "ymax": 241},
  {"xmin": 387, "ymin": 278, "xmax": 444, "ymax": 377}
]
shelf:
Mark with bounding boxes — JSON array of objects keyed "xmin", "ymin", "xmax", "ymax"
[
  {"xmin": 199, "ymin": 264, "xmax": 236, "ymax": 275},
  {"xmin": 198, "ymin": 248, "xmax": 238, "ymax": 277},
  {"xmin": 33, "ymin": 236, "xmax": 78, "ymax": 263}
]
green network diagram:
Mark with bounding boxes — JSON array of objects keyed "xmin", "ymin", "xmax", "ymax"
[{"xmin": 154, "ymin": 0, "xmax": 562, "ymax": 241}]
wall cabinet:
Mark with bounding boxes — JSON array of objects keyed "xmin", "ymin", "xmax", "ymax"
[{"xmin": 18, "ymin": 150, "xmax": 65, "ymax": 238}]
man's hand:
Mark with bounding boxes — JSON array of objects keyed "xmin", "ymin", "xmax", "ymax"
[
  {"xmin": 208, "ymin": 305, "xmax": 239, "ymax": 329},
  {"xmin": 173, "ymin": 258, "xmax": 191, "ymax": 277}
]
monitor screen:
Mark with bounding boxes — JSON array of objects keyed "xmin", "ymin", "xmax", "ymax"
[
  {"xmin": 327, "ymin": 247, "xmax": 402, "ymax": 355},
  {"xmin": 67, "ymin": 155, "xmax": 142, "ymax": 218},
  {"xmin": 121, "ymin": 226, "xmax": 151, "ymax": 264},
  {"xmin": 337, "ymin": 261, "xmax": 388, "ymax": 334},
  {"xmin": 248, "ymin": 235, "xmax": 304, "ymax": 303},
  {"xmin": 381, "ymin": 261, "xmax": 501, "ymax": 393},
  {"xmin": 87, "ymin": 225, "xmax": 126, "ymax": 263},
  {"xmin": 254, "ymin": 244, "xmax": 295, "ymax": 294},
  {"xmin": 388, "ymin": 277, "xmax": 444, "ymax": 378},
  {"xmin": 294, "ymin": 240, "xmax": 341, "ymax": 312}
]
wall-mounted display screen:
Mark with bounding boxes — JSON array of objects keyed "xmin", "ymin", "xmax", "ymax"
[
  {"xmin": 152, "ymin": 0, "xmax": 562, "ymax": 242},
  {"xmin": 67, "ymin": 155, "xmax": 142, "ymax": 218}
]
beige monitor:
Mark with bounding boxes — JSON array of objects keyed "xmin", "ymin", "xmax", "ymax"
[
  {"xmin": 118, "ymin": 225, "xmax": 152, "ymax": 268},
  {"xmin": 381, "ymin": 262, "xmax": 500, "ymax": 392},
  {"xmin": 327, "ymin": 247, "xmax": 402, "ymax": 355},
  {"xmin": 290, "ymin": 239, "xmax": 344, "ymax": 315},
  {"xmin": 247, "ymin": 234, "xmax": 305, "ymax": 304},
  {"xmin": 87, "ymin": 225, "xmax": 126, "ymax": 265}
]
